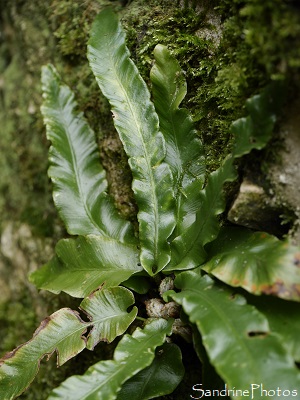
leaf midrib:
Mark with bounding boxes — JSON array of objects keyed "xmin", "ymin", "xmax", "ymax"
[
  {"xmin": 28, "ymin": 310, "xmax": 133, "ymax": 363},
  {"xmin": 24, "ymin": 319, "xmax": 89, "ymax": 363},
  {"xmin": 109, "ymin": 46, "xmax": 160, "ymax": 263},
  {"xmin": 58, "ymin": 95, "xmax": 106, "ymax": 237},
  {"xmin": 180, "ymin": 285, "xmax": 262, "ymax": 382},
  {"xmin": 76, "ymin": 330, "xmax": 165, "ymax": 399}
]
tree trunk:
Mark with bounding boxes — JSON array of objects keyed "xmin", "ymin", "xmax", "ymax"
[{"xmin": 1, "ymin": 0, "xmax": 300, "ymax": 397}]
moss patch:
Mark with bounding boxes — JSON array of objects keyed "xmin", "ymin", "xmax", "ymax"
[
  {"xmin": 1, "ymin": 0, "xmax": 300, "ymax": 398},
  {"xmin": 119, "ymin": 0, "xmax": 300, "ymax": 171}
]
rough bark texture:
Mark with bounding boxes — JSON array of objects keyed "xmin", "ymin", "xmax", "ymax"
[{"xmin": 1, "ymin": 0, "xmax": 300, "ymax": 398}]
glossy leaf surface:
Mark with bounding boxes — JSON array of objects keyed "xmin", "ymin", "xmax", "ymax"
[
  {"xmin": 203, "ymin": 226, "xmax": 300, "ymax": 301},
  {"xmin": 0, "ymin": 287, "xmax": 136, "ymax": 399},
  {"xmin": 151, "ymin": 44, "xmax": 205, "ymax": 237},
  {"xmin": 41, "ymin": 65, "xmax": 133, "ymax": 241},
  {"xmin": 47, "ymin": 319, "xmax": 173, "ymax": 400},
  {"xmin": 246, "ymin": 293, "xmax": 300, "ymax": 362},
  {"xmin": 166, "ymin": 157, "xmax": 236, "ymax": 271},
  {"xmin": 81, "ymin": 287, "xmax": 137, "ymax": 350},
  {"xmin": 0, "ymin": 308, "xmax": 87, "ymax": 400},
  {"xmin": 172, "ymin": 272, "xmax": 300, "ymax": 393},
  {"xmin": 166, "ymin": 83, "xmax": 281, "ymax": 272},
  {"xmin": 30, "ymin": 235, "xmax": 141, "ymax": 298},
  {"xmin": 121, "ymin": 274, "xmax": 152, "ymax": 295},
  {"xmin": 88, "ymin": 9, "xmax": 175, "ymax": 275},
  {"xmin": 117, "ymin": 343, "xmax": 184, "ymax": 400}
]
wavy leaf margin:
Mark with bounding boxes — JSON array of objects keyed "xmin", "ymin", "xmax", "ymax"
[
  {"xmin": 47, "ymin": 319, "xmax": 173, "ymax": 400},
  {"xmin": 0, "ymin": 287, "xmax": 137, "ymax": 399},
  {"xmin": 171, "ymin": 272, "xmax": 300, "ymax": 394},
  {"xmin": 87, "ymin": 9, "xmax": 176, "ymax": 275}
]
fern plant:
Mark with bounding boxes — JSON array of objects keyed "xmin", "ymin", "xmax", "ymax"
[{"xmin": 1, "ymin": 8, "xmax": 300, "ymax": 399}]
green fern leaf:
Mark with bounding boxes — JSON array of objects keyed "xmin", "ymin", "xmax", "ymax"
[
  {"xmin": 232, "ymin": 81, "xmax": 284, "ymax": 157},
  {"xmin": 166, "ymin": 157, "xmax": 236, "ymax": 271},
  {"xmin": 172, "ymin": 272, "xmax": 300, "ymax": 392},
  {"xmin": 30, "ymin": 235, "xmax": 142, "ymax": 298},
  {"xmin": 121, "ymin": 274, "xmax": 152, "ymax": 295},
  {"xmin": 203, "ymin": 226, "xmax": 300, "ymax": 301},
  {"xmin": 47, "ymin": 319, "xmax": 173, "ymax": 400},
  {"xmin": 150, "ymin": 44, "xmax": 205, "ymax": 237},
  {"xmin": 166, "ymin": 83, "xmax": 281, "ymax": 271},
  {"xmin": 81, "ymin": 286, "xmax": 137, "ymax": 350},
  {"xmin": 246, "ymin": 294, "xmax": 300, "ymax": 362},
  {"xmin": 41, "ymin": 64, "xmax": 133, "ymax": 241},
  {"xmin": 0, "ymin": 287, "xmax": 136, "ymax": 399},
  {"xmin": 116, "ymin": 343, "xmax": 184, "ymax": 400},
  {"xmin": 0, "ymin": 309, "xmax": 87, "ymax": 400},
  {"xmin": 87, "ymin": 9, "xmax": 176, "ymax": 275}
]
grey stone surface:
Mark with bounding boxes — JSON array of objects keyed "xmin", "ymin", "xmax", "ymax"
[
  {"xmin": 227, "ymin": 179, "xmax": 284, "ymax": 237},
  {"xmin": 268, "ymin": 99, "xmax": 300, "ymax": 243},
  {"xmin": 0, "ymin": 222, "xmax": 53, "ymax": 304}
]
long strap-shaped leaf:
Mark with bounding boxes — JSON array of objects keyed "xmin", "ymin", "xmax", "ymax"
[
  {"xmin": 47, "ymin": 319, "xmax": 173, "ymax": 400},
  {"xmin": 0, "ymin": 287, "xmax": 137, "ymax": 400},
  {"xmin": 150, "ymin": 44, "xmax": 206, "ymax": 237},
  {"xmin": 172, "ymin": 272, "xmax": 300, "ymax": 394},
  {"xmin": 166, "ymin": 156, "xmax": 236, "ymax": 271},
  {"xmin": 166, "ymin": 83, "xmax": 281, "ymax": 271},
  {"xmin": 87, "ymin": 9, "xmax": 175, "ymax": 275},
  {"xmin": 30, "ymin": 234, "xmax": 142, "ymax": 298},
  {"xmin": 41, "ymin": 64, "xmax": 132, "ymax": 241}
]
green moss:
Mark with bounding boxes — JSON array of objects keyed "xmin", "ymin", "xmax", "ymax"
[
  {"xmin": 119, "ymin": 0, "xmax": 300, "ymax": 171},
  {"xmin": 118, "ymin": 2, "xmax": 235, "ymax": 170},
  {"xmin": 2, "ymin": 0, "xmax": 300, "ymax": 225},
  {"xmin": 0, "ymin": 2, "xmax": 60, "ymax": 236},
  {"xmin": 47, "ymin": 0, "xmax": 300, "ymax": 202},
  {"xmin": 119, "ymin": 3, "xmax": 224, "ymax": 170},
  {"xmin": 49, "ymin": 0, "xmax": 103, "ymax": 60},
  {"xmin": 1, "ymin": 1, "xmax": 300, "ymax": 397},
  {"xmin": 0, "ymin": 54, "xmax": 55, "ymax": 235},
  {"xmin": 0, "ymin": 299, "xmax": 36, "ymax": 353}
]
